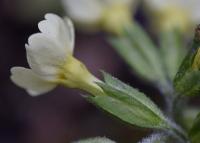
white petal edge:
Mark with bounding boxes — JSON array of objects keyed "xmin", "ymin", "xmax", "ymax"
[
  {"xmin": 38, "ymin": 13, "xmax": 75, "ymax": 53},
  {"xmin": 10, "ymin": 67, "xmax": 57, "ymax": 96},
  {"xmin": 63, "ymin": 16, "xmax": 75, "ymax": 50}
]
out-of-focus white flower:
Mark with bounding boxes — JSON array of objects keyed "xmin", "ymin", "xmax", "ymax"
[
  {"xmin": 10, "ymin": 13, "xmax": 102, "ymax": 96},
  {"xmin": 144, "ymin": 0, "xmax": 200, "ymax": 32},
  {"xmin": 62, "ymin": 0, "xmax": 137, "ymax": 35}
]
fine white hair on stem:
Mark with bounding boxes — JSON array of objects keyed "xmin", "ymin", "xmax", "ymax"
[{"xmin": 138, "ymin": 133, "xmax": 167, "ymax": 143}]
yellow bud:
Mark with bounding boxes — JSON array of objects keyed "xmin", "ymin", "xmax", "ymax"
[
  {"xmin": 153, "ymin": 7, "xmax": 190, "ymax": 32},
  {"xmin": 192, "ymin": 48, "xmax": 200, "ymax": 70},
  {"xmin": 101, "ymin": 4, "xmax": 132, "ymax": 35},
  {"xmin": 58, "ymin": 55, "xmax": 103, "ymax": 96}
]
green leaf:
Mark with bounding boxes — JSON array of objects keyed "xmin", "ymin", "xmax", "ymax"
[
  {"xmin": 124, "ymin": 23, "xmax": 166, "ymax": 84},
  {"xmin": 160, "ymin": 29, "xmax": 186, "ymax": 80},
  {"xmin": 189, "ymin": 113, "xmax": 200, "ymax": 143},
  {"xmin": 73, "ymin": 137, "xmax": 116, "ymax": 143},
  {"xmin": 174, "ymin": 25, "xmax": 200, "ymax": 96},
  {"xmin": 174, "ymin": 71, "xmax": 200, "ymax": 96},
  {"xmin": 109, "ymin": 23, "xmax": 167, "ymax": 86},
  {"xmin": 88, "ymin": 72, "xmax": 170, "ymax": 129},
  {"xmin": 180, "ymin": 107, "xmax": 199, "ymax": 131},
  {"xmin": 110, "ymin": 37, "xmax": 156, "ymax": 81}
]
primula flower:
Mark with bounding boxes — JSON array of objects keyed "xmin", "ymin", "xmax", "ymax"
[
  {"xmin": 61, "ymin": 0, "xmax": 137, "ymax": 35},
  {"xmin": 10, "ymin": 13, "xmax": 102, "ymax": 96},
  {"xmin": 143, "ymin": 0, "xmax": 200, "ymax": 32}
]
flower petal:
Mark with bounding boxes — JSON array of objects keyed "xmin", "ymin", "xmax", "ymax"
[
  {"xmin": 10, "ymin": 67, "xmax": 57, "ymax": 96},
  {"xmin": 38, "ymin": 13, "xmax": 75, "ymax": 52},
  {"xmin": 62, "ymin": 0, "xmax": 103, "ymax": 25},
  {"xmin": 26, "ymin": 33, "xmax": 67, "ymax": 79},
  {"xmin": 63, "ymin": 16, "xmax": 75, "ymax": 49}
]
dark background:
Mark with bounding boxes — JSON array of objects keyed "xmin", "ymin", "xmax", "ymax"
[{"xmin": 0, "ymin": 0, "xmax": 167, "ymax": 143}]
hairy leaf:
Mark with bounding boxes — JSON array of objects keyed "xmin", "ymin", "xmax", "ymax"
[
  {"xmin": 88, "ymin": 72, "xmax": 170, "ymax": 129},
  {"xmin": 138, "ymin": 133, "xmax": 168, "ymax": 143}
]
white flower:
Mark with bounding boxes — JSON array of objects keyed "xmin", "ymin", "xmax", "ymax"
[
  {"xmin": 10, "ymin": 13, "xmax": 102, "ymax": 96},
  {"xmin": 144, "ymin": 0, "xmax": 200, "ymax": 32},
  {"xmin": 61, "ymin": 0, "xmax": 137, "ymax": 34}
]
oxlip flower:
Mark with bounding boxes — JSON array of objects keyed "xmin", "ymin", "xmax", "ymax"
[
  {"xmin": 143, "ymin": 0, "xmax": 200, "ymax": 32},
  {"xmin": 61, "ymin": 0, "xmax": 137, "ymax": 35},
  {"xmin": 10, "ymin": 13, "xmax": 103, "ymax": 96}
]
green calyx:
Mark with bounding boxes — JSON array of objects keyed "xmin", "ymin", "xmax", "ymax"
[{"xmin": 58, "ymin": 55, "xmax": 103, "ymax": 96}]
